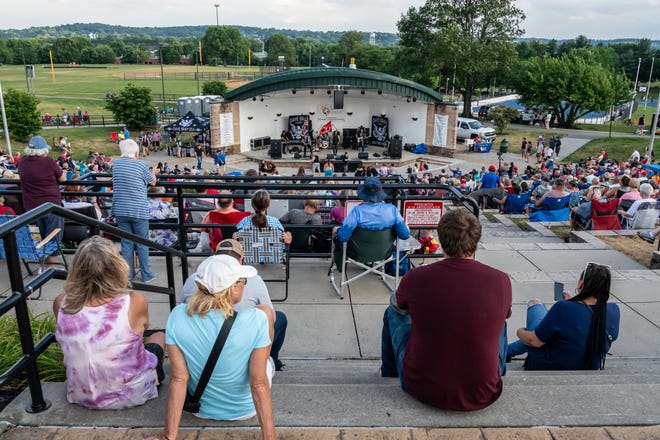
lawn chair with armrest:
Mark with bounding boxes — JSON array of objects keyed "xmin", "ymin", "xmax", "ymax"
[
  {"xmin": 329, "ymin": 227, "xmax": 402, "ymax": 300},
  {"xmin": 237, "ymin": 226, "xmax": 289, "ymax": 302}
]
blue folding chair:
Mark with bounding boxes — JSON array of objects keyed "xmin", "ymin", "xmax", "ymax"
[
  {"xmin": 0, "ymin": 215, "xmax": 67, "ymax": 298},
  {"xmin": 504, "ymin": 192, "xmax": 531, "ymax": 214},
  {"xmin": 529, "ymin": 195, "xmax": 571, "ymax": 222}
]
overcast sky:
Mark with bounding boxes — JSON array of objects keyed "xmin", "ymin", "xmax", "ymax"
[{"xmin": 1, "ymin": 0, "xmax": 658, "ymax": 41}]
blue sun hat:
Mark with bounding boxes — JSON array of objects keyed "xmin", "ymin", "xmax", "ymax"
[
  {"xmin": 27, "ymin": 135, "xmax": 50, "ymax": 150},
  {"xmin": 357, "ymin": 176, "xmax": 386, "ymax": 203}
]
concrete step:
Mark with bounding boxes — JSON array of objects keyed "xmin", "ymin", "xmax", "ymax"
[{"xmin": 3, "ymin": 358, "xmax": 660, "ymax": 431}]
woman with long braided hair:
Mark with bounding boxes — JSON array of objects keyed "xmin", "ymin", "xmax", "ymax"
[{"xmin": 507, "ymin": 262, "xmax": 620, "ymax": 370}]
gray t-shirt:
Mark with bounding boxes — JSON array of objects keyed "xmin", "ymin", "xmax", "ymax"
[
  {"xmin": 180, "ymin": 272, "xmax": 273, "ymax": 311},
  {"xmin": 279, "ymin": 209, "xmax": 322, "ymax": 225}
]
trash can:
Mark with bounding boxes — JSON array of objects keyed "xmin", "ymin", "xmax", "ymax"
[{"xmin": 500, "ymin": 138, "xmax": 509, "ymax": 154}]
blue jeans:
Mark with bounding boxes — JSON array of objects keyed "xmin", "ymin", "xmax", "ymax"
[
  {"xmin": 507, "ymin": 303, "xmax": 548, "ymax": 359},
  {"xmin": 115, "ymin": 216, "xmax": 154, "ymax": 281},
  {"xmin": 197, "ymin": 156, "xmax": 203, "ymax": 169},
  {"xmin": 381, "ymin": 307, "xmax": 509, "ymax": 390},
  {"xmin": 271, "ymin": 311, "xmax": 287, "ymax": 364}
]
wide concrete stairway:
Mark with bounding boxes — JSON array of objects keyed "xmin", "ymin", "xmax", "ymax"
[{"xmin": 2, "ymin": 212, "xmax": 660, "ymax": 438}]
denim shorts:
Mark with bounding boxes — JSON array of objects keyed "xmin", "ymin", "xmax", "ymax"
[{"xmin": 144, "ymin": 343, "xmax": 165, "ymax": 385}]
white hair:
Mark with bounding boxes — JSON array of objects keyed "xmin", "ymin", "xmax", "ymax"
[
  {"xmin": 23, "ymin": 147, "xmax": 50, "ymax": 157},
  {"xmin": 639, "ymin": 183, "xmax": 653, "ymax": 198},
  {"xmin": 119, "ymin": 139, "xmax": 139, "ymax": 158}
]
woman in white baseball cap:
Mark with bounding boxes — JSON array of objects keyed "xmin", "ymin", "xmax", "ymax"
[{"xmin": 156, "ymin": 255, "xmax": 276, "ymax": 440}]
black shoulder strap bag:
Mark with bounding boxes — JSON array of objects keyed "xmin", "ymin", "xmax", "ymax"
[{"xmin": 183, "ymin": 312, "xmax": 237, "ymax": 413}]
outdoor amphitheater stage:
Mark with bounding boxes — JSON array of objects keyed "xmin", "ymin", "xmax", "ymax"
[{"xmin": 242, "ymin": 144, "xmax": 451, "ymax": 171}]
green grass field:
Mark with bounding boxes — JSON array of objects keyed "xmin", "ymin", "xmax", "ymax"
[{"xmin": 0, "ymin": 63, "xmax": 657, "ymax": 162}]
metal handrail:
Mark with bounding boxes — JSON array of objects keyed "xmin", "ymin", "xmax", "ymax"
[{"xmin": 0, "ymin": 203, "xmax": 187, "ymax": 413}]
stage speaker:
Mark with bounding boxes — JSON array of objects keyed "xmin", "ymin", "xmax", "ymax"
[
  {"xmin": 333, "ymin": 90, "xmax": 344, "ymax": 109},
  {"xmin": 389, "ymin": 136, "xmax": 402, "ymax": 159},
  {"xmin": 358, "ymin": 152, "xmax": 369, "ymax": 160},
  {"xmin": 326, "ymin": 153, "xmax": 335, "ymax": 159},
  {"xmin": 270, "ymin": 139, "xmax": 282, "ymax": 159}
]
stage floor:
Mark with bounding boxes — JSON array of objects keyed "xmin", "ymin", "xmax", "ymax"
[{"xmin": 242, "ymin": 144, "xmax": 450, "ymax": 170}]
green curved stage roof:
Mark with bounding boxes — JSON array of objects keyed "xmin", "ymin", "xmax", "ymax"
[{"xmin": 223, "ymin": 67, "xmax": 443, "ymax": 104}]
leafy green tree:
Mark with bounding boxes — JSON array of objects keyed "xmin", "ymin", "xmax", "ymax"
[
  {"xmin": 265, "ymin": 34, "xmax": 295, "ymax": 66},
  {"xmin": 202, "ymin": 26, "xmax": 248, "ymax": 66},
  {"xmin": 336, "ymin": 31, "xmax": 366, "ymax": 64},
  {"xmin": 104, "ymin": 83, "xmax": 156, "ymax": 129},
  {"xmin": 0, "ymin": 40, "xmax": 13, "ymax": 64},
  {"xmin": 398, "ymin": 0, "xmax": 525, "ymax": 115},
  {"xmin": 161, "ymin": 44, "xmax": 182, "ymax": 64},
  {"xmin": 352, "ymin": 44, "xmax": 394, "ymax": 72},
  {"xmin": 6, "ymin": 39, "xmax": 40, "ymax": 64},
  {"xmin": 2, "ymin": 88, "xmax": 41, "ymax": 140},
  {"xmin": 94, "ymin": 45, "xmax": 117, "ymax": 64},
  {"xmin": 488, "ymin": 105, "xmax": 520, "ymax": 133},
  {"xmin": 202, "ymin": 80, "xmax": 228, "ymax": 96},
  {"xmin": 517, "ymin": 49, "xmax": 631, "ymax": 128}
]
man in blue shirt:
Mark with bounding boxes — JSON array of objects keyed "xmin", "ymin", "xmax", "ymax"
[
  {"xmin": 479, "ymin": 165, "xmax": 501, "ymax": 189},
  {"xmin": 336, "ymin": 176, "xmax": 409, "ymax": 243},
  {"xmin": 214, "ymin": 149, "xmax": 226, "ymax": 173}
]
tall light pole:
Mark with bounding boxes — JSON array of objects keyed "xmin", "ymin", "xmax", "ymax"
[
  {"xmin": 629, "ymin": 57, "xmax": 642, "ymax": 119},
  {"xmin": 19, "ymin": 47, "xmax": 29, "ymax": 92},
  {"xmin": 159, "ymin": 43, "xmax": 166, "ymax": 115},
  {"xmin": 648, "ymin": 90, "xmax": 660, "ymax": 160},
  {"xmin": 644, "ymin": 57, "xmax": 655, "ymax": 108},
  {"xmin": 214, "ymin": 4, "xmax": 220, "ymax": 26}
]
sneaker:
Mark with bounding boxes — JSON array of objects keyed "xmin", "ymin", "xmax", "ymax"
[
  {"xmin": 274, "ymin": 359, "xmax": 286, "ymax": 371},
  {"xmin": 637, "ymin": 231, "xmax": 656, "ymax": 244},
  {"xmin": 142, "ymin": 273, "xmax": 158, "ymax": 283}
]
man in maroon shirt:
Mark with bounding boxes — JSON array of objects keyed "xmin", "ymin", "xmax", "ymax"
[
  {"xmin": 18, "ymin": 135, "xmax": 67, "ymax": 265},
  {"xmin": 381, "ymin": 208, "xmax": 512, "ymax": 411}
]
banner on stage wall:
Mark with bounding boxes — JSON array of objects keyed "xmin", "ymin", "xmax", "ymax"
[
  {"xmin": 370, "ymin": 116, "xmax": 389, "ymax": 147},
  {"xmin": 432, "ymin": 114, "xmax": 448, "ymax": 147},
  {"xmin": 288, "ymin": 115, "xmax": 311, "ymax": 143},
  {"xmin": 219, "ymin": 113, "xmax": 234, "ymax": 147}
]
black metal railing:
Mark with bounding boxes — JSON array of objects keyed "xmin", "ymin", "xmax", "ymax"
[{"xmin": 0, "ymin": 204, "xmax": 187, "ymax": 413}]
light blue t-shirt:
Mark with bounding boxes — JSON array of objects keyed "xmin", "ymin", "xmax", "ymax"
[{"xmin": 165, "ymin": 304, "xmax": 271, "ymax": 420}]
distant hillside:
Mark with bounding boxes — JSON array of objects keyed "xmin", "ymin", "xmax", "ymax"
[{"xmin": 0, "ymin": 23, "xmax": 401, "ymax": 46}]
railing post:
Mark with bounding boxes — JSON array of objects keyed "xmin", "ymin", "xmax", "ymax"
[{"xmin": 3, "ymin": 233, "xmax": 51, "ymax": 413}]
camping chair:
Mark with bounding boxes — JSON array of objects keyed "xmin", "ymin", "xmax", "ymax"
[
  {"xmin": 0, "ymin": 215, "xmax": 67, "ymax": 299},
  {"xmin": 624, "ymin": 201, "xmax": 660, "ymax": 230},
  {"xmin": 590, "ymin": 198, "xmax": 621, "ymax": 230},
  {"xmin": 503, "ymin": 192, "xmax": 531, "ymax": 214},
  {"xmin": 529, "ymin": 195, "xmax": 571, "ymax": 222},
  {"xmin": 329, "ymin": 227, "xmax": 401, "ymax": 300},
  {"xmin": 110, "ymin": 132, "xmax": 119, "ymax": 143},
  {"xmin": 237, "ymin": 227, "xmax": 289, "ymax": 302},
  {"xmin": 206, "ymin": 211, "xmax": 251, "ymax": 252}
]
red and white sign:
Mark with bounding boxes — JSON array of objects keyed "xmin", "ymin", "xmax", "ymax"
[{"xmin": 403, "ymin": 201, "xmax": 444, "ymax": 227}]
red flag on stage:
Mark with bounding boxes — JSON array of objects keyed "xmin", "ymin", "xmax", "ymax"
[{"xmin": 319, "ymin": 120, "xmax": 332, "ymax": 136}]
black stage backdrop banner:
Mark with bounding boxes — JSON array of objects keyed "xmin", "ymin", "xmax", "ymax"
[
  {"xmin": 288, "ymin": 115, "xmax": 311, "ymax": 143},
  {"xmin": 371, "ymin": 116, "xmax": 389, "ymax": 147}
]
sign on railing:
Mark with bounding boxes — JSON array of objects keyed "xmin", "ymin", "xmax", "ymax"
[{"xmin": 403, "ymin": 201, "xmax": 443, "ymax": 227}]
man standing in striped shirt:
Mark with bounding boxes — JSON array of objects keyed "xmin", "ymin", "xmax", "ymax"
[{"xmin": 111, "ymin": 139, "xmax": 158, "ymax": 282}]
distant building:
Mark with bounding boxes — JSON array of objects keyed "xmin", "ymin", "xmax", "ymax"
[{"xmin": 369, "ymin": 32, "xmax": 376, "ymax": 45}]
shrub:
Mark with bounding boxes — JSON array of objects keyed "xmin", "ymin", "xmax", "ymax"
[{"xmin": 0, "ymin": 311, "xmax": 65, "ymax": 386}]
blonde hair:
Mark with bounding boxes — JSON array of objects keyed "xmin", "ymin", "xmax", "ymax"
[
  {"xmin": 187, "ymin": 282, "xmax": 235, "ymax": 319},
  {"xmin": 62, "ymin": 236, "xmax": 129, "ymax": 314}
]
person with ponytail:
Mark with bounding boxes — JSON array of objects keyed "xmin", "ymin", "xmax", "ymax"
[
  {"xmin": 236, "ymin": 189, "xmax": 292, "ymax": 243},
  {"xmin": 507, "ymin": 262, "xmax": 620, "ymax": 370}
]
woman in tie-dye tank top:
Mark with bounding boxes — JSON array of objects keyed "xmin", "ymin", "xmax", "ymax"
[{"xmin": 53, "ymin": 236, "xmax": 165, "ymax": 410}]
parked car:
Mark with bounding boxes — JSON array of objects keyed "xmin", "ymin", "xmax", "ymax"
[{"xmin": 456, "ymin": 117, "xmax": 497, "ymax": 142}]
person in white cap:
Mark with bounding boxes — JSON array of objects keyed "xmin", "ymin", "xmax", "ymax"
[{"xmin": 157, "ymin": 254, "xmax": 276, "ymax": 440}]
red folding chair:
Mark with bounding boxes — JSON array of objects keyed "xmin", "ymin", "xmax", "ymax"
[{"xmin": 590, "ymin": 198, "xmax": 621, "ymax": 230}]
